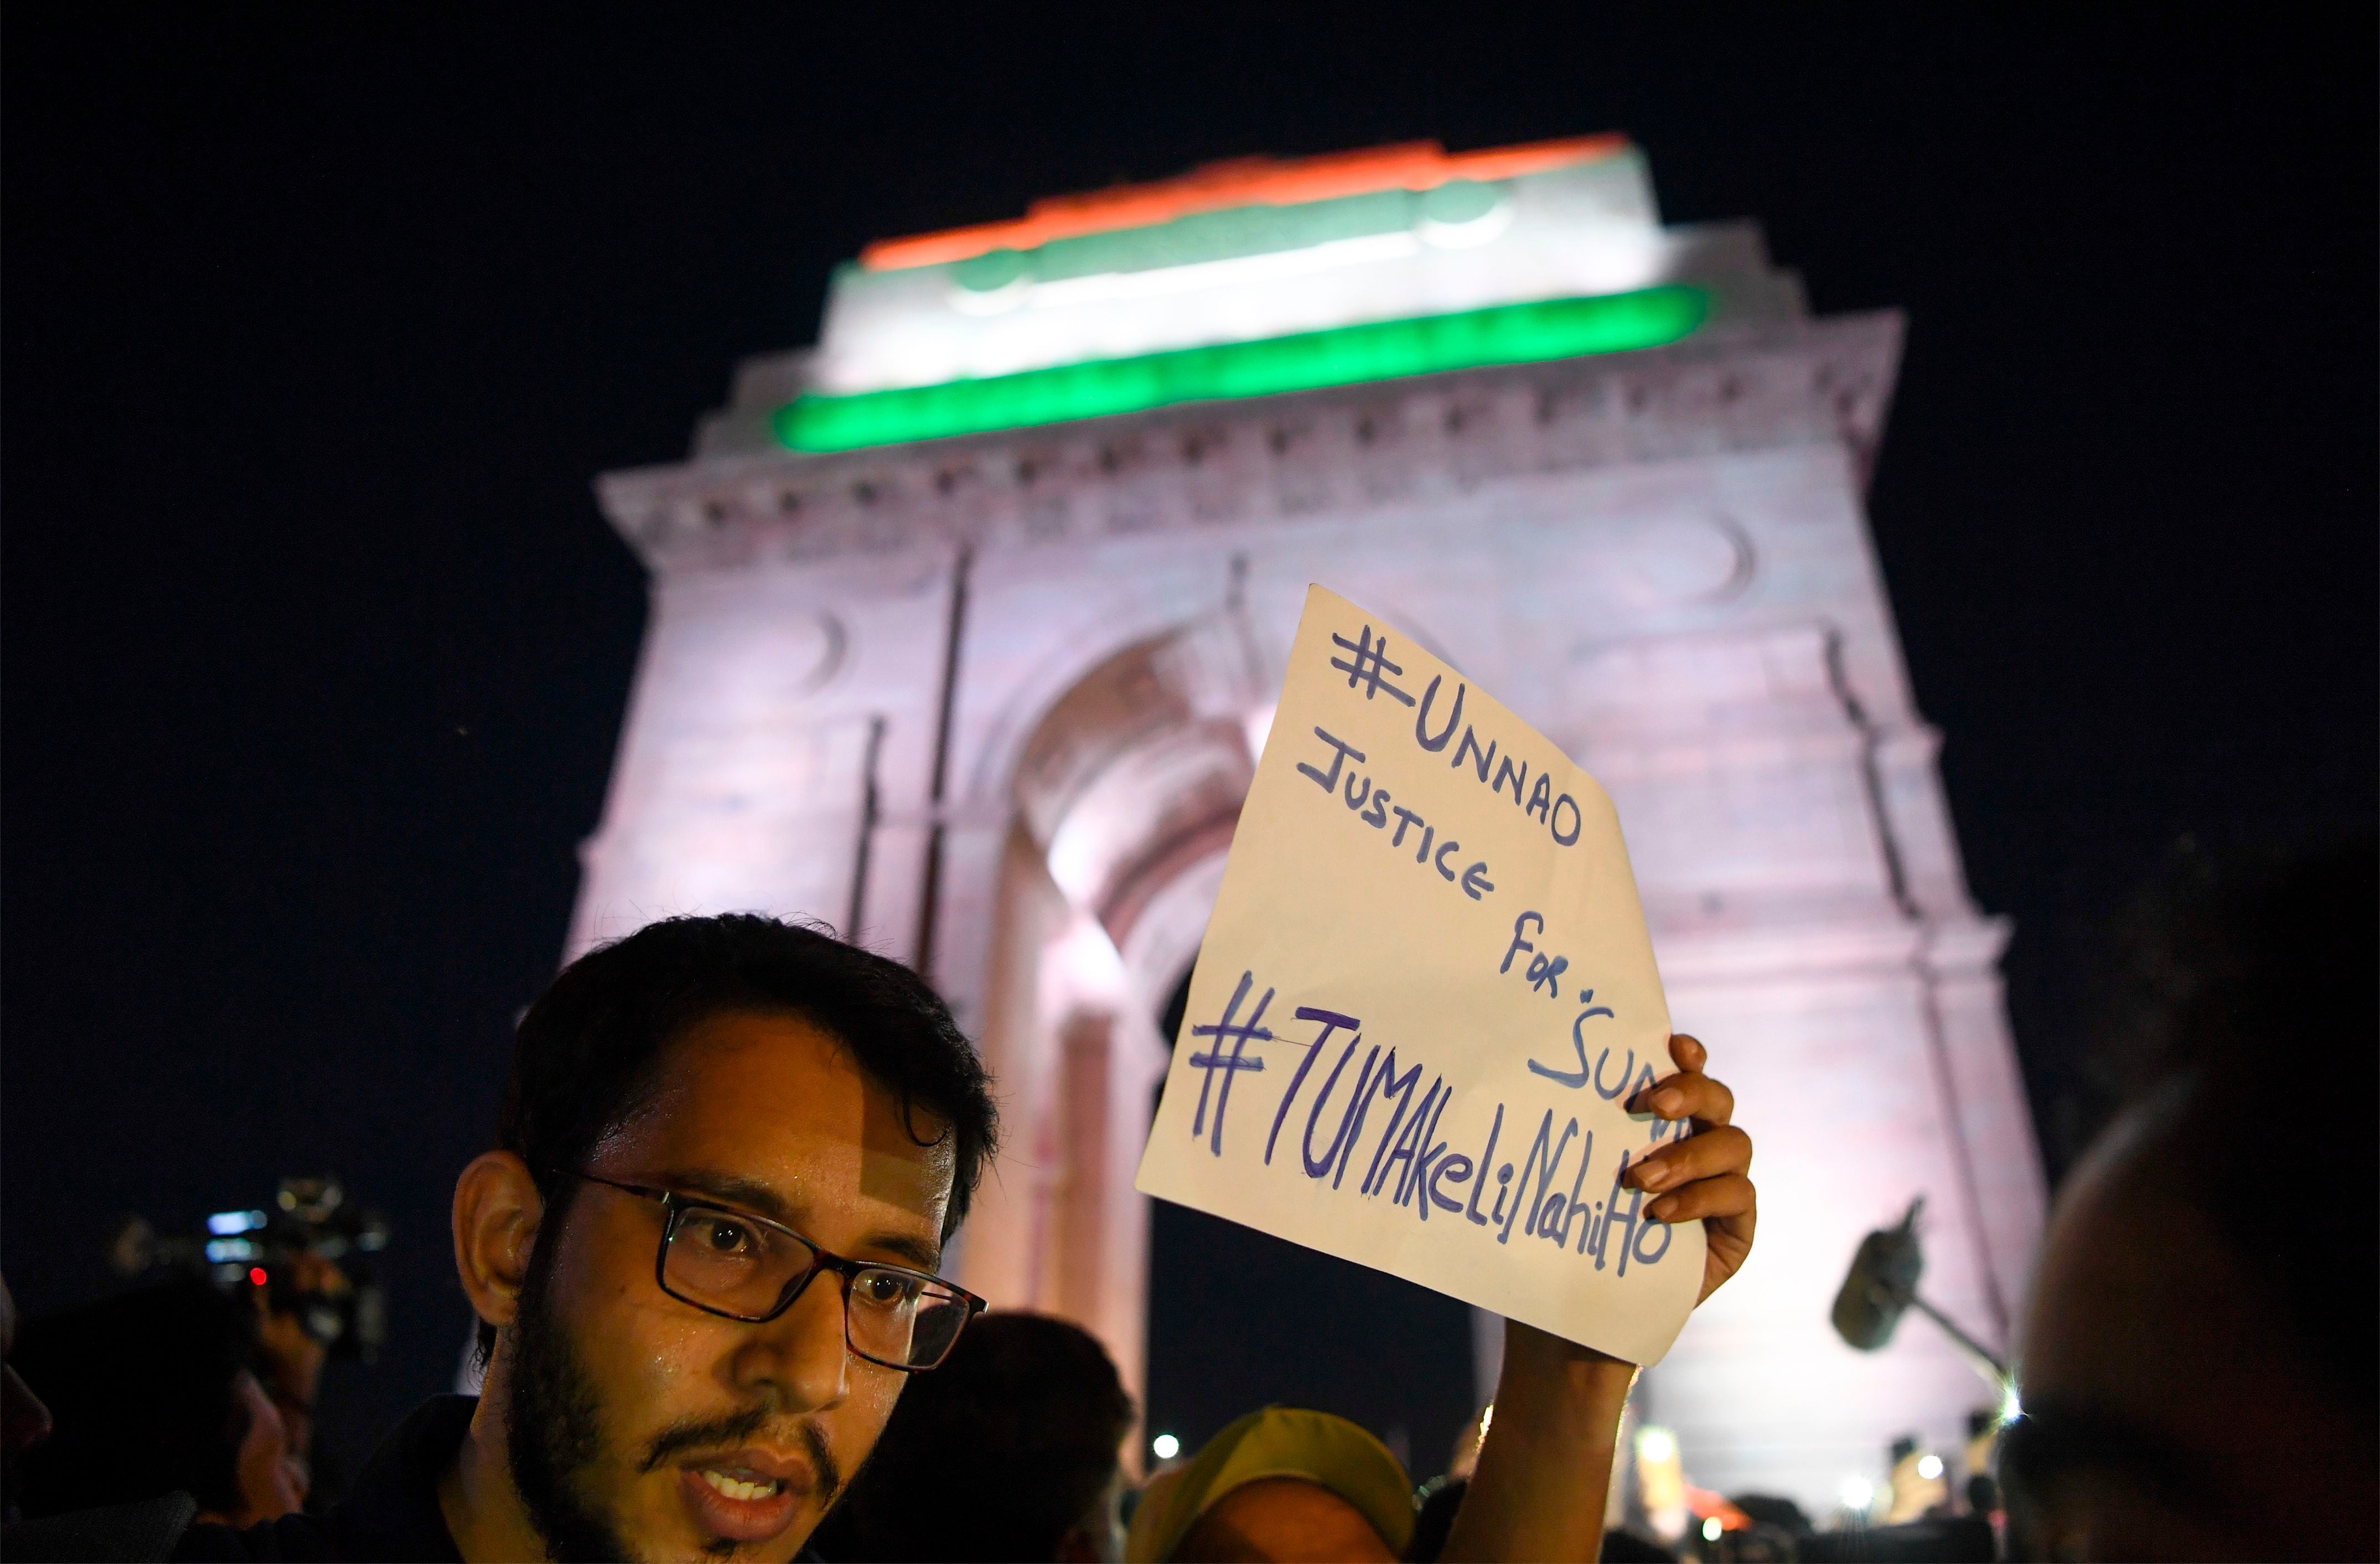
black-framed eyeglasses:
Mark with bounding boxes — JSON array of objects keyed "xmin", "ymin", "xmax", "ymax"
[{"xmin": 557, "ymin": 1170, "xmax": 986, "ymax": 1372}]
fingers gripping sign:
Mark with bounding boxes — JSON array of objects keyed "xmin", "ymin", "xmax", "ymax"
[{"xmin": 1625, "ymin": 1034, "xmax": 1758, "ymax": 1304}]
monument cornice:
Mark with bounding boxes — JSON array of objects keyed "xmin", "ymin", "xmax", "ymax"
[{"xmin": 597, "ymin": 309, "xmax": 1901, "ymax": 576}]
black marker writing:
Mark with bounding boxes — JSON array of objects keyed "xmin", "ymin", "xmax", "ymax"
[
  {"xmin": 1329, "ymin": 625, "xmax": 1416, "ymax": 707},
  {"xmin": 1188, "ymin": 972, "xmax": 1275, "ymax": 1156},
  {"xmin": 1528, "ymin": 993, "xmax": 1616, "ymax": 1087},
  {"xmin": 1265, "ymin": 1006, "xmax": 1360, "ymax": 1166},
  {"xmin": 1296, "ymin": 727, "xmax": 1364, "ymax": 794}
]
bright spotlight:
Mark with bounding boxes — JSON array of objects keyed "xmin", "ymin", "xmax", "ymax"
[
  {"xmin": 1701, "ymin": 1516, "xmax": 1722, "ymax": 1542},
  {"xmin": 1839, "ymin": 1475, "xmax": 1874, "ymax": 1512},
  {"xmin": 1917, "ymin": 1453, "xmax": 1944, "ymax": 1480},
  {"xmin": 1636, "ymin": 1427, "xmax": 1676, "ymax": 1465},
  {"xmin": 1999, "ymin": 1384, "xmax": 2024, "ymax": 1425},
  {"xmin": 1151, "ymin": 1433, "xmax": 1181, "ymax": 1461}
]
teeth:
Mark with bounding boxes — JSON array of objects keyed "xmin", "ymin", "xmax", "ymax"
[{"xmin": 699, "ymin": 1469, "xmax": 783, "ymax": 1503}]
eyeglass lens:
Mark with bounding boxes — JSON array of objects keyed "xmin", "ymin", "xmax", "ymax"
[{"xmin": 663, "ymin": 1203, "xmax": 969, "ymax": 1369}]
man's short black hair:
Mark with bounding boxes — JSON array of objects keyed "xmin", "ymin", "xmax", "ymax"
[
  {"xmin": 808, "ymin": 1312, "xmax": 1135, "ymax": 1562},
  {"xmin": 480, "ymin": 914, "xmax": 999, "ymax": 1359}
]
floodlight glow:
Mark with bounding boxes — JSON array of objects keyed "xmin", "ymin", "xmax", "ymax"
[
  {"xmin": 1701, "ymin": 1517, "xmax": 1723, "ymax": 1542},
  {"xmin": 1151, "ymin": 1433, "xmax": 1181, "ymax": 1461},
  {"xmin": 1242, "ymin": 703, "xmax": 1277, "ymax": 760},
  {"xmin": 1839, "ymin": 1476, "xmax": 1874, "ymax": 1512},
  {"xmin": 2000, "ymin": 1385, "xmax": 2024, "ymax": 1425},
  {"xmin": 208, "ymin": 1209, "xmax": 267, "ymax": 1235},
  {"xmin": 1637, "ymin": 1427, "xmax": 1677, "ymax": 1465},
  {"xmin": 1916, "ymin": 1453, "xmax": 1944, "ymax": 1480},
  {"xmin": 779, "ymin": 286, "xmax": 1708, "ymax": 453}
]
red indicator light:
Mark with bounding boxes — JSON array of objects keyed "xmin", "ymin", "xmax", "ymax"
[{"xmin": 249, "ymin": 1266, "xmax": 268, "ymax": 1286}]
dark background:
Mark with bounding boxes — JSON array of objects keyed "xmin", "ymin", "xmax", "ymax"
[{"xmin": 6, "ymin": 8, "xmax": 2372, "ymax": 1481}]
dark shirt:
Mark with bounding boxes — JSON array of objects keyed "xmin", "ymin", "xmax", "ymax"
[
  {"xmin": 1, "ymin": 1490, "xmax": 198, "ymax": 1561},
  {"xmin": 164, "ymin": 1393, "xmax": 828, "ymax": 1562},
  {"xmin": 172, "ymin": 1394, "xmax": 472, "ymax": 1562}
]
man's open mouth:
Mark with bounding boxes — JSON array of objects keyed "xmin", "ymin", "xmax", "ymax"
[
  {"xmin": 696, "ymin": 1467, "xmax": 785, "ymax": 1503},
  {"xmin": 675, "ymin": 1446, "xmax": 816, "ymax": 1545}
]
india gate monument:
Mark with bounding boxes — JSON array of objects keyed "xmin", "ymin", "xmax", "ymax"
[{"xmin": 568, "ymin": 136, "xmax": 2045, "ymax": 1514}]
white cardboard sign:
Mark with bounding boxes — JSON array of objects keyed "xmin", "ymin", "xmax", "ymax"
[{"xmin": 1135, "ymin": 586, "xmax": 1703, "ymax": 1365}]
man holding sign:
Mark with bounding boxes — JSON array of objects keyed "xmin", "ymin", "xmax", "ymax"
[
  {"xmin": 1140, "ymin": 586, "xmax": 1757, "ymax": 1560},
  {"xmin": 150, "ymin": 589, "xmax": 1752, "ymax": 1563}
]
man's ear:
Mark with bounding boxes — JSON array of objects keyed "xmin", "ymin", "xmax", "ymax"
[{"xmin": 452, "ymin": 1151, "xmax": 544, "ymax": 1334}]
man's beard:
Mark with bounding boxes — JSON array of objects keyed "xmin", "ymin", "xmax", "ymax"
[
  {"xmin": 501, "ymin": 1238, "xmax": 848, "ymax": 1563},
  {"xmin": 505, "ymin": 1246, "xmax": 641, "ymax": 1563}
]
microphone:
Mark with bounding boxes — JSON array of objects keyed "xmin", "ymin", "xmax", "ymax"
[
  {"xmin": 1831, "ymin": 1198, "xmax": 1927, "ymax": 1350},
  {"xmin": 1831, "ymin": 1197, "xmax": 2009, "ymax": 1388}
]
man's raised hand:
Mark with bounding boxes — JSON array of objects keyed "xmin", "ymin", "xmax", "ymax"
[{"xmin": 1625, "ymin": 1033, "xmax": 1756, "ymax": 1304}]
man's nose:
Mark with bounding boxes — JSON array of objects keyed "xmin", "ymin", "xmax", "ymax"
[{"xmin": 730, "ymin": 1272, "xmax": 852, "ymax": 1410}]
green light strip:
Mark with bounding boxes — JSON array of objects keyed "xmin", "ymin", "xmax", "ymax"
[{"xmin": 776, "ymin": 286, "xmax": 1709, "ymax": 453}]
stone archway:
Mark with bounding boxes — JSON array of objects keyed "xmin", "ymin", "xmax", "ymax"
[
  {"xmin": 950, "ymin": 602, "xmax": 1481, "ymax": 1475},
  {"xmin": 941, "ymin": 609, "xmax": 1266, "ymax": 1429}
]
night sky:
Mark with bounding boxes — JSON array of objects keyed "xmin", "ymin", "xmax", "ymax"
[{"xmin": 5, "ymin": 9, "xmax": 2372, "ymax": 1478}]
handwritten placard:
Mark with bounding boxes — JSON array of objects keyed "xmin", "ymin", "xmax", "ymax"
[{"xmin": 1135, "ymin": 585, "xmax": 1703, "ymax": 1365}]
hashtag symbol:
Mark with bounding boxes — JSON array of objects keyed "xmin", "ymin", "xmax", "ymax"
[
  {"xmin": 1187, "ymin": 971, "xmax": 1275, "ymax": 1157},
  {"xmin": 1328, "ymin": 625, "xmax": 1416, "ymax": 707}
]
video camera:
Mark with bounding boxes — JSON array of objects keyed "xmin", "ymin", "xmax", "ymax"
[{"xmin": 108, "ymin": 1174, "xmax": 389, "ymax": 1363}]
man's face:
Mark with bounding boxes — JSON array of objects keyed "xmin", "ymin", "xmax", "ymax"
[
  {"xmin": 2007, "ymin": 1108, "xmax": 2376, "ymax": 1560},
  {"xmin": 506, "ymin": 1009, "xmax": 955, "ymax": 1562}
]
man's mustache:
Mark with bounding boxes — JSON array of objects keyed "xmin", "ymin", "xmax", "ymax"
[{"xmin": 638, "ymin": 1406, "xmax": 842, "ymax": 1502}]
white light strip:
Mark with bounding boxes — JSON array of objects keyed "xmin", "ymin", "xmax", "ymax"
[{"xmin": 955, "ymin": 230, "xmax": 1427, "ymax": 317}]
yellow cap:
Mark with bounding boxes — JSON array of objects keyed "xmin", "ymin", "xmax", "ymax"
[{"xmin": 1125, "ymin": 1407, "xmax": 1415, "ymax": 1562}]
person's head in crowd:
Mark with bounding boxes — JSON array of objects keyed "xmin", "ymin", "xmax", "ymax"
[
  {"xmin": 2004, "ymin": 838, "xmax": 2378, "ymax": 1560},
  {"xmin": 809, "ymin": 1311, "xmax": 1136, "ymax": 1561},
  {"xmin": 1124, "ymin": 1407, "xmax": 1414, "ymax": 1563},
  {"xmin": 1, "ymin": 1276, "xmax": 55, "ymax": 1524},
  {"xmin": 450, "ymin": 914, "xmax": 999, "ymax": 1562},
  {"xmin": 9, "ymin": 1276, "xmax": 304, "ymax": 1528}
]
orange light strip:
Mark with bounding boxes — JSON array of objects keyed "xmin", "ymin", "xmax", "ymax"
[{"xmin": 860, "ymin": 134, "xmax": 1629, "ymax": 272}]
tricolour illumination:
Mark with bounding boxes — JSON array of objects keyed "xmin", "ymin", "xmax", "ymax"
[
  {"xmin": 860, "ymin": 135, "xmax": 1627, "ymax": 271},
  {"xmin": 778, "ymin": 286, "xmax": 1708, "ymax": 453}
]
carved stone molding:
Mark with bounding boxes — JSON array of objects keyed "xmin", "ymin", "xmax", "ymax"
[{"xmin": 597, "ymin": 310, "xmax": 1901, "ymax": 576}]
